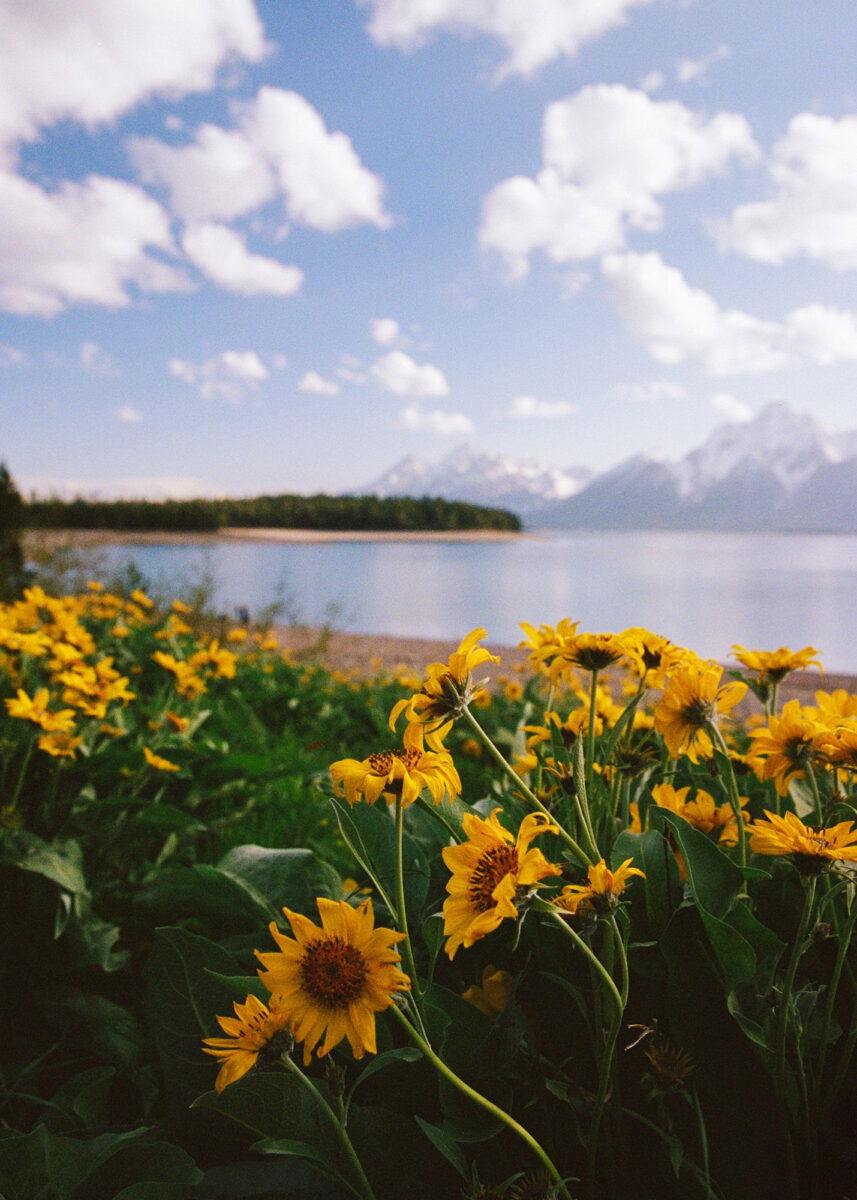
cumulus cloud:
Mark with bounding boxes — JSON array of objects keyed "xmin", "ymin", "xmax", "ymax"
[
  {"xmin": 0, "ymin": 0, "xmax": 266, "ymax": 148},
  {"xmin": 371, "ymin": 317, "xmax": 401, "ymax": 345},
  {"xmin": 676, "ymin": 44, "xmax": 731, "ymax": 84},
  {"xmin": 710, "ymin": 393, "xmax": 752, "ymax": 422},
  {"xmin": 0, "ymin": 343, "xmax": 25, "ymax": 365},
  {"xmin": 115, "ymin": 404, "xmax": 142, "ymax": 422},
  {"xmin": 507, "ymin": 394, "xmax": 577, "ymax": 419},
  {"xmin": 371, "ymin": 349, "xmax": 449, "ymax": 397},
  {"xmin": 170, "ymin": 349, "xmax": 268, "ymax": 402},
  {"xmin": 298, "ymin": 370, "xmax": 341, "ymax": 396},
  {"xmin": 614, "ymin": 379, "xmax": 687, "ymax": 404},
  {"xmin": 182, "ymin": 223, "xmax": 303, "ymax": 296},
  {"xmin": 711, "ymin": 113, "xmax": 857, "ymax": 269},
  {"xmin": 0, "ymin": 167, "xmax": 187, "ymax": 316},
  {"xmin": 602, "ymin": 251, "xmax": 857, "ymax": 375},
  {"xmin": 398, "ymin": 402, "xmax": 474, "ymax": 436},
  {"xmin": 81, "ymin": 341, "xmax": 119, "ymax": 377},
  {"xmin": 480, "ymin": 85, "xmax": 758, "ymax": 279},
  {"xmin": 360, "ymin": 0, "xmax": 652, "ymax": 79},
  {"xmin": 131, "ymin": 87, "xmax": 391, "ymax": 233}
]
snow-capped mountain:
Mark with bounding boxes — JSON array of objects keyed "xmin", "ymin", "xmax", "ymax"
[
  {"xmin": 355, "ymin": 403, "xmax": 857, "ymax": 532},
  {"xmin": 356, "ymin": 448, "xmax": 593, "ymax": 516},
  {"xmin": 535, "ymin": 402, "xmax": 857, "ymax": 531}
]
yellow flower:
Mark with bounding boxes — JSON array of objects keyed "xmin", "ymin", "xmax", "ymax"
[
  {"xmin": 152, "ymin": 650, "xmax": 207, "ymax": 698},
  {"xmin": 226, "ymin": 627, "xmax": 248, "ymax": 643},
  {"xmin": 643, "ymin": 1036, "xmax": 696, "ymax": 1090},
  {"xmin": 165, "ymin": 710, "xmax": 190, "ymax": 733},
  {"xmin": 519, "ymin": 618, "xmax": 580, "ymax": 672},
  {"xmin": 461, "ymin": 965, "xmax": 514, "ymax": 1016},
  {"xmin": 329, "ymin": 722, "xmax": 461, "ymax": 808},
  {"xmin": 621, "ymin": 627, "xmax": 689, "ymax": 686},
  {"xmin": 815, "ymin": 722, "xmax": 857, "ymax": 772},
  {"xmin": 732, "ymin": 644, "xmax": 822, "ymax": 683},
  {"xmin": 255, "ymin": 898, "xmax": 409, "ymax": 1065},
  {"xmin": 143, "ymin": 746, "xmax": 181, "ymax": 772},
  {"xmin": 38, "ymin": 730, "xmax": 83, "ymax": 759},
  {"xmin": 5, "ymin": 687, "xmax": 76, "ymax": 733},
  {"xmin": 748, "ymin": 699, "xmax": 825, "ymax": 795},
  {"xmin": 748, "ymin": 810, "xmax": 857, "ymax": 871},
  {"xmin": 442, "ymin": 809, "xmax": 561, "ymax": 959},
  {"xmin": 812, "ymin": 689, "xmax": 857, "ymax": 721},
  {"xmin": 460, "ymin": 737, "xmax": 482, "ymax": 758},
  {"xmin": 633, "ymin": 782, "xmax": 748, "ymax": 845},
  {"xmin": 388, "ymin": 628, "xmax": 499, "ymax": 733},
  {"xmin": 171, "ymin": 599, "xmax": 192, "ymax": 614},
  {"xmin": 130, "ymin": 588, "xmax": 154, "ymax": 609},
  {"xmin": 653, "ymin": 663, "xmax": 747, "ymax": 762},
  {"xmin": 503, "ymin": 679, "xmax": 524, "ymax": 702},
  {"xmin": 555, "ymin": 858, "xmax": 645, "ymax": 915},
  {"xmin": 202, "ymin": 993, "xmax": 292, "ymax": 1093}
]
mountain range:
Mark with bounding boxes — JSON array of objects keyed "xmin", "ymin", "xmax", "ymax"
[{"xmin": 357, "ymin": 402, "xmax": 857, "ymax": 532}]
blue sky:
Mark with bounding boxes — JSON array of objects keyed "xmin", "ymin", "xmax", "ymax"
[{"xmin": 2, "ymin": 0, "xmax": 857, "ymax": 499}]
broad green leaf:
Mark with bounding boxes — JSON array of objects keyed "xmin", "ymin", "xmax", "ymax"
[
  {"xmin": 9, "ymin": 832, "xmax": 87, "ymax": 894},
  {"xmin": 251, "ymin": 1137, "xmax": 337, "ymax": 1172},
  {"xmin": 144, "ymin": 927, "xmax": 247, "ymax": 1110},
  {"xmin": 414, "ymin": 1117, "xmax": 469, "ymax": 1181},
  {"xmin": 135, "ymin": 864, "xmax": 276, "ymax": 930},
  {"xmin": 217, "ymin": 844, "xmax": 341, "ymax": 913},
  {"xmin": 0, "ymin": 1126, "xmax": 91, "ymax": 1200},
  {"xmin": 652, "ymin": 809, "xmax": 743, "ymax": 917},
  {"xmin": 612, "ymin": 828, "xmax": 681, "ymax": 938},
  {"xmin": 81, "ymin": 1138, "xmax": 201, "ymax": 1197},
  {"xmin": 348, "ymin": 1046, "xmax": 422, "ymax": 1099}
]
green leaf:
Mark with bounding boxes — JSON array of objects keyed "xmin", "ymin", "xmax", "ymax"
[
  {"xmin": 0, "ymin": 1126, "xmax": 91, "ymax": 1200},
  {"xmin": 135, "ymin": 864, "xmax": 276, "ymax": 930},
  {"xmin": 250, "ymin": 1137, "xmax": 335, "ymax": 1171},
  {"xmin": 612, "ymin": 828, "xmax": 681, "ymax": 938},
  {"xmin": 202, "ymin": 971, "xmax": 270, "ymax": 1005},
  {"xmin": 80, "ymin": 1137, "xmax": 201, "ymax": 1197},
  {"xmin": 414, "ymin": 1117, "xmax": 469, "ymax": 1181},
  {"xmin": 144, "ymin": 927, "xmax": 248, "ymax": 1111},
  {"xmin": 45, "ymin": 992, "xmax": 144, "ymax": 1069},
  {"xmin": 8, "ymin": 832, "xmax": 87, "ymax": 894},
  {"xmin": 348, "ymin": 1046, "xmax": 422, "ymax": 1099},
  {"xmin": 330, "ymin": 796, "xmax": 430, "ymax": 919},
  {"xmin": 216, "ymin": 844, "xmax": 341, "ymax": 913},
  {"xmin": 50, "ymin": 1067, "xmax": 116, "ymax": 1129},
  {"xmin": 652, "ymin": 809, "xmax": 743, "ymax": 917}
]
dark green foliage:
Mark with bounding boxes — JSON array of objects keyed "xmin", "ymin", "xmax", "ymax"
[
  {"xmin": 0, "ymin": 461, "xmax": 29, "ymax": 599},
  {"xmin": 24, "ymin": 491, "xmax": 522, "ymax": 533}
]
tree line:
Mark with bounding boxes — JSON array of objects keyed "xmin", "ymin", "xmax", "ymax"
[{"xmin": 22, "ymin": 492, "xmax": 521, "ymax": 533}]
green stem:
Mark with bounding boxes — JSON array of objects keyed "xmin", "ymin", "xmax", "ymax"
[
  {"xmin": 709, "ymin": 725, "xmax": 748, "ymax": 871},
  {"xmin": 393, "ymin": 796, "xmax": 422, "ymax": 1003},
  {"xmin": 548, "ymin": 909, "xmax": 623, "ymax": 1020},
  {"xmin": 585, "ymin": 668, "xmax": 599, "ymax": 793},
  {"xmin": 804, "ymin": 762, "xmax": 824, "ymax": 826},
  {"xmin": 774, "ymin": 876, "xmax": 817, "ymax": 1199},
  {"xmin": 9, "ymin": 735, "xmax": 34, "ymax": 815},
  {"xmin": 572, "ymin": 737, "xmax": 601, "ymax": 862},
  {"xmin": 388, "ymin": 1003, "xmax": 571, "ymax": 1199},
  {"xmin": 691, "ymin": 1085, "xmax": 714, "ymax": 1200},
  {"xmin": 461, "ymin": 705, "xmax": 593, "ymax": 866},
  {"xmin": 278, "ymin": 1052, "xmax": 378, "ymax": 1200},
  {"xmin": 815, "ymin": 895, "xmax": 853, "ymax": 1096}
]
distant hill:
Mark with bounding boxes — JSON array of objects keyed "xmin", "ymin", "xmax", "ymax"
[{"xmin": 357, "ymin": 403, "xmax": 857, "ymax": 533}]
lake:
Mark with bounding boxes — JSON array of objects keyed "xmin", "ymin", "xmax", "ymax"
[{"xmin": 96, "ymin": 529, "xmax": 857, "ymax": 672}]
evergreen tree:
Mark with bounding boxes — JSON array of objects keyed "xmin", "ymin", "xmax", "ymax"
[{"xmin": 0, "ymin": 463, "xmax": 28, "ymax": 600}]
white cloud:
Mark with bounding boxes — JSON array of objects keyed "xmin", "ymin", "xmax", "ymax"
[
  {"xmin": 0, "ymin": 167, "xmax": 186, "ymax": 316},
  {"xmin": 182, "ymin": 223, "xmax": 303, "ymax": 296},
  {"xmin": 0, "ymin": 0, "xmax": 266, "ymax": 147},
  {"xmin": 0, "ymin": 343, "xmax": 25, "ymax": 365},
  {"xmin": 132, "ymin": 88, "xmax": 391, "ymax": 234},
  {"xmin": 614, "ymin": 379, "xmax": 687, "ymax": 404},
  {"xmin": 784, "ymin": 305, "xmax": 857, "ymax": 364},
  {"xmin": 602, "ymin": 251, "xmax": 857, "ymax": 375},
  {"xmin": 360, "ymin": 0, "xmax": 652, "ymax": 79},
  {"xmin": 480, "ymin": 85, "xmax": 758, "ymax": 279},
  {"xmin": 130, "ymin": 124, "xmax": 275, "ymax": 223},
  {"xmin": 710, "ymin": 393, "xmax": 752, "ymax": 422},
  {"xmin": 371, "ymin": 349, "xmax": 449, "ymax": 397},
  {"xmin": 170, "ymin": 349, "xmax": 268, "ymax": 402},
  {"xmin": 639, "ymin": 70, "xmax": 664, "ymax": 94},
  {"xmin": 507, "ymin": 394, "xmax": 577, "ymax": 419},
  {"xmin": 398, "ymin": 402, "xmax": 474, "ymax": 435},
  {"xmin": 371, "ymin": 317, "xmax": 401, "ymax": 345},
  {"xmin": 298, "ymin": 370, "xmax": 341, "ymax": 396},
  {"xmin": 81, "ymin": 341, "xmax": 119, "ymax": 377},
  {"xmin": 712, "ymin": 113, "xmax": 857, "ymax": 269},
  {"xmin": 115, "ymin": 404, "xmax": 142, "ymax": 422},
  {"xmin": 676, "ymin": 44, "xmax": 731, "ymax": 84}
]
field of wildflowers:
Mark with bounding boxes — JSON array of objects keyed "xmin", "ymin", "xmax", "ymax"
[{"xmin": 2, "ymin": 583, "xmax": 856, "ymax": 1199}]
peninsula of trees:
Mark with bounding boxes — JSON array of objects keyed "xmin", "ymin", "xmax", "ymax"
[{"xmin": 23, "ymin": 492, "xmax": 522, "ymax": 534}]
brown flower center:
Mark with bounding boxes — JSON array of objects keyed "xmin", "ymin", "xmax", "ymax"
[
  {"xmin": 300, "ymin": 936, "xmax": 368, "ymax": 1009},
  {"xmin": 808, "ymin": 833, "xmax": 832, "ymax": 852},
  {"xmin": 681, "ymin": 698, "xmax": 713, "ymax": 729},
  {"xmin": 368, "ymin": 748, "xmax": 422, "ymax": 774},
  {"xmin": 469, "ymin": 845, "xmax": 519, "ymax": 912}
]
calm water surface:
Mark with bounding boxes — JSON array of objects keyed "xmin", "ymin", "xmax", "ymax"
[{"xmin": 99, "ymin": 530, "xmax": 857, "ymax": 671}]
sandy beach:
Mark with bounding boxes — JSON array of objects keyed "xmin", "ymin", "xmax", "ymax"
[{"xmin": 23, "ymin": 527, "xmax": 525, "ymax": 549}]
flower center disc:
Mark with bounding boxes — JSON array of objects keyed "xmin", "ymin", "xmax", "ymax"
[
  {"xmin": 469, "ymin": 846, "xmax": 519, "ymax": 912},
  {"xmin": 300, "ymin": 936, "xmax": 368, "ymax": 1008}
]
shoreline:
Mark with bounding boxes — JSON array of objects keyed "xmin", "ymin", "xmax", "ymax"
[
  {"xmin": 273, "ymin": 625, "xmax": 854, "ymax": 702},
  {"xmin": 23, "ymin": 526, "xmax": 526, "ymax": 548}
]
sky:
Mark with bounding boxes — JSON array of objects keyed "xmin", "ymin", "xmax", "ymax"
[{"xmin": 2, "ymin": 0, "xmax": 857, "ymax": 499}]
